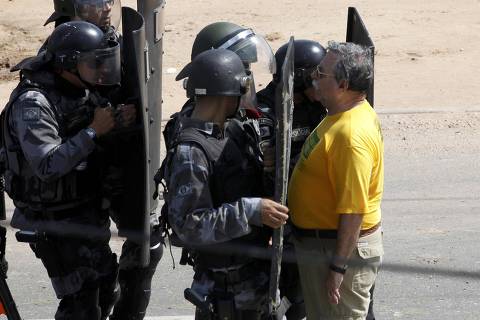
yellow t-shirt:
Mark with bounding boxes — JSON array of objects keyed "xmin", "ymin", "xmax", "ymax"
[{"xmin": 288, "ymin": 100, "xmax": 384, "ymax": 230}]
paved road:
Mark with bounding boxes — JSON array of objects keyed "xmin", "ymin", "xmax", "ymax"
[{"xmin": 2, "ymin": 110, "xmax": 480, "ymax": 319}]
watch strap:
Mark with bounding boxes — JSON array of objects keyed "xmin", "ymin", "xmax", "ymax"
[{"xmin": 329, "ymin": 263, "xmax": 347, "ymax": 274}]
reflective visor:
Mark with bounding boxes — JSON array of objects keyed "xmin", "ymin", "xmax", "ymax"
[
  {"xmin": 74, "ymin": 0, "xmax": 121, "ymax": 31},
  {"xmin": 221, "ymin": 30, "xmax": 276, "ymax": 75},
  {"xmin": 221, "ymin": 31, "xmax": 276, "ymax": 93},
  {"xmin": 77, "ymin": 40, "xmax": 121, "ymax": 86},
  {"xmin": 239, "ymin": 75, "xmax": 258, "ymax": 110}
]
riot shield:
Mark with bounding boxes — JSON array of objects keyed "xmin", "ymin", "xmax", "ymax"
[
  {"xmin": 269, "ymin": 36, "xmax": 295, "ymax": 318},
  {"xmin": 115, "ymin": 6, "xmax": 150, "ymax": 266},
  {"xmin": 137, "ymin": 0, "xmax": 165, "ymax": 216},
  {"xmin": 346, "ymin": 7, "xmax": 375, "ymax": 107}
]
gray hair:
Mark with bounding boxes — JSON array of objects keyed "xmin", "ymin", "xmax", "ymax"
[{"xmin": 327, "ymin": 41, "xmax": 373, "ymax": 93}]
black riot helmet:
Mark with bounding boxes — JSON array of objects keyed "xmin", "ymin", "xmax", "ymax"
[
  {"xmin": 181, "ymin": 49, "xmax": 252, "ymax": 98},
  {"xmin": 44, "ymin": 0, "xmax": 122, "ymax": 31},
  {"xmin": 47, "ymin": 21, "xmax": 121, "ymax": 85},
  {"xmin": 176, "ymin": 22, "xmax": 275, "ymax": 109},
  {"xmin": 176, "ymin": 22, "xmax": 276, "ymax": 81},
  {"xmin": 274, "ymin": 39, "xmax": 326, "ymax": 93}
]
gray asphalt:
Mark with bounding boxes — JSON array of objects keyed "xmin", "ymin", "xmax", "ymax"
[{"xmin": 2, "ymin": 110, "xmax": 480, "ymax": 319}]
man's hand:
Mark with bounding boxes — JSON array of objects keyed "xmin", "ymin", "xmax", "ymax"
[
  {"xmin": 89, "ymin": 106, "xmax": 115, "ymax": 137},
  {"xmin": 260, "ymin": 199, "xmax": 288, "ymax": 228},
  {"xmin": 116, "ymin": 104, "xmax": 137, "ymax": 127},
  {"xmin": 326, "ymin": 270, "xmax": 344, "ymax": 304}
]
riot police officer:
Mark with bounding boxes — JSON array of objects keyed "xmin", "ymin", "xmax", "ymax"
[
  {"xmin": 43, "ymin": 3, "xmax": 165, "ymax": 319},
  {"xmin": 256, "ymin": 39, "xmax": 328, "ymax": 320},
  {"xmin": 44, "ymin": 0, "xmax": 121, "ymax": 33},
  {"xmin": 161, "ymin": 49, "xmax": 289, "ymax": 320},
  {"xmin": 258, "ymin": 39, "xmax": 328, "ymax": 171},
  {"xmin": 2, "ymin": 21, "xmax": 122, "ymax": 320},
  {"xmin": 163, "ymin": 20, "xmax": 277, "ymax": 187}
]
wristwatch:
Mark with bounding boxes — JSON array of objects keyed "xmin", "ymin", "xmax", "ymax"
[
  {"xmin": 329, "ymin": 263, "xmax": 347, "ymax": 274},
  {"xmin": 85, "ymin": 127, "xmax": 97, "ymax": 140}
]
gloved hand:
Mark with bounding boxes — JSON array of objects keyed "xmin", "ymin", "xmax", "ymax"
[
  {"xmin": 260, "ymin": 141, "xmax": 275, "ymax": 173},
  {"xmin": 116, "ymin": 104, "xmax": 137, "ymax": 127}
]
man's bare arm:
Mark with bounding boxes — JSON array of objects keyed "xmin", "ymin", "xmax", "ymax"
[
  {"xmin": 325, "ymin": 213, "xmax": 364, "ymax": 304},
  {"xmin": 334, "ymin": 213, "xmax": 364, "ymax": 266}
]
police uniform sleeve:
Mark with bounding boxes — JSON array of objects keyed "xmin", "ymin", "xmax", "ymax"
[
  {"xmin": 166, "ymin": 142, "xmax": 262, "ymax": 246},
  {"xmin": 10, "ymin": 91, "xmax": 95, "ymax": 182}
]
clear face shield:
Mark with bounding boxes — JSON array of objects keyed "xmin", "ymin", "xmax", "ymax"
[
  {"xmin": 239, "ymin": 75, "xmax": 258, "ymax": 110},
  {"xmin": 219, "ymin": 30, "xmax": 276, "ymax": 110},
  {"xmin": 77, "ymin": 40, "xmax": 121, "ymax": 86},
  {"xmin": 74, "ymin": 0, "xmax": 121, "ymax": 31}
]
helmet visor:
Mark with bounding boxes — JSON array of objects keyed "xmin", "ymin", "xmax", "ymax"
[
  {"xmin": 77, "ymin": 40, "xmax": 121, "ymax": 86},
  {"xmin": 239, "ymin": 76, "xmax": 258, "ymax": 110},
  {"xmin": 74, "ymin": 0, "xmax": 121, "ymax": 31},
  {"xmin": 223, "ymin": 31, "xmax": 276, "ymax": 75},
  {"xmin": 222, "ymin": 31, "xmax": 276, "ymax": 93}
]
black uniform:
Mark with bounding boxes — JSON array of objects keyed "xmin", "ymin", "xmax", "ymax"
[
  {"xmin": 161, "ymin": 112, "xmax": 272, "ymax": 319},
  {"xmin": 2, "ymin": 69, "xmax": 118, "ymax": 320},
  {"xmin": 257, "ymin": 82, "xmax": 327, "ymax": 169}
]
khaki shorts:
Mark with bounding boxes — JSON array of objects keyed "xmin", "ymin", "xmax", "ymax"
[{"xmin": 293, "ymin": 228, "xmax": 383, "ymax": 320}]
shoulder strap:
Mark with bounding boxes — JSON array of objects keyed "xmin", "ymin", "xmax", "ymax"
[
  {"xmin": 1, "ymin": 84, "xmax": 52, "ymax": 175},
  {"xmin": 173, "ymin": 128, "xmax": 219, "ymax": 161},
  {"xmin": 153, "ymin": 127, "xmax": 219, "ymax": 200}
]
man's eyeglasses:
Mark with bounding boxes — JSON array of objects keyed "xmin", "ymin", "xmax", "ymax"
[{"xmin": 311, "ymin": 66, "xmax": 334, "ymax": 79}]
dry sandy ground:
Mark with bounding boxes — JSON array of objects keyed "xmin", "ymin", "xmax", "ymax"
[{"xmin": 1, "ymin": 0, "xmax": 480, "ymax": 113}]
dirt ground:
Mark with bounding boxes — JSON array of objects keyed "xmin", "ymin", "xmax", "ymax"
[
  {"xmin": 1, "ymin": 0, "xmax": 480, "ymax": 113},
  {"xmin": 1, "ymin": 0, "xmax": 480, "ymax": 172}
]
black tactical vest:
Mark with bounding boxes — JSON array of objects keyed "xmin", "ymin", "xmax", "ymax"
[
  {"xmin": 1, "ymin": 71, "xmax": 102, "ymax": 212},
  {"xmin": 167, "ymin": 118, "xmax": 271, "ymax": 269},
  {"xmin": 257, "ymin": 82, "xmax": 327, "ymax": 165}
]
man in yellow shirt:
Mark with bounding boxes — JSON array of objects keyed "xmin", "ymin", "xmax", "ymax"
[{"xmin": 288, "ymin": 41, "xmax": 384, "ymax": 319}]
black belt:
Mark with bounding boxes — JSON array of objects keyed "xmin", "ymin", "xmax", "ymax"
[
  {"xmin": 292, "ymin": 222, "xmax": 381, "ymax": 239},
  {"xmin": 23, "ymin": 198, "xmax": 98, "ymax": 221},
  {"xmin": 292, "ymin": 225, "xmax": 337, "ymax": 239}
]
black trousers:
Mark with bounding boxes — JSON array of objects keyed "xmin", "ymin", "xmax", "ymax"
[{"xmin": 109, "ymin": 226, "xmax": 163, "ymax": 320}]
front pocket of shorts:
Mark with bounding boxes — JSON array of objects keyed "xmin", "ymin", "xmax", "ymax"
[
  {"xmin": 352, "ymin": 270, "xmax": 375, "ymax": 292},
  {"xmin": 357, "ymin": 245, "xmax": 383, "ymax": 259}
]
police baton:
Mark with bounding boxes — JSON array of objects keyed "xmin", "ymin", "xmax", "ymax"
[{"xmin": 0, "ymin": 226, "xmax": 22, "ymax": 320}]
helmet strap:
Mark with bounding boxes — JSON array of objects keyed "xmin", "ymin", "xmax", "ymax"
[{"xmin": 58, "ymin": 69, "xmax": 88, "ymax": 89}]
